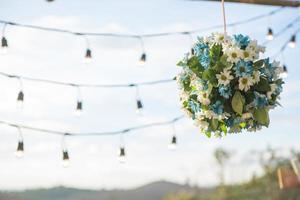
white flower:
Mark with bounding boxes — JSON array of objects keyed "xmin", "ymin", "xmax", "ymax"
[
  {"xmin": 242, "ymin": 48, "xmax": 256, "ymax": 61},
  {"xmin": 267, "ymin": 84, "xmax": 277, "ymax": 99},
  {"xmin": 204, "ymin": 110, "xmax": 217, "ymax": 119},
  {"xmin": 197, "ymin": 91, "xmax": 211, "ymax": 105},
  {"xmin": 238, "ymin": 76, "xmax": 254, "ymax": 92},
  {"xmin": 225, "ymin": 47, "xmax": 242, "ymax": 63},
  {"xmin": 248, "ymin": 40, "xmax": 265, "ymax": 53},
  {"xmin": 203, "ymin": 35, "xmax": 213, "ymax": 44},
  {"xmin": 212, "ymin": 32, "xmax": 232, "ymax": 45},
  {"xmin": 216, "ymin": 69, "xmax": 234, "ymax": 86},
  {"xmin": 194, "ymin": 119, "xmax": 209, "ymax": 131},
  {"xmin": 252, "ymin": 70, "xmax": 260, "ymax": 83},
  {"xmin": 182, "ymin": 107, "xmax": 193, "ymax": 118},
  {"xmin": 242, "ymin": 112, "xmax": 253, "ymax": 119},
  {"xmin": 179, "ymin": 91, "xmax": 189, "ymax": 102}
]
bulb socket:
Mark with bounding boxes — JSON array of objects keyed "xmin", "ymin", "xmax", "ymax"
[
  {"xmin": 76, "ymin": 101, "xmax": 82, "ymax": 110},
  {"xmin": 136, "ymin": 99, "xmax": 143, "ymax": 110},
  {"xmin": 1, "ymin": 37, "xmax": 8, "ymax": 48},
  {"xmin": 63, "ymin": 150, "xmax": 69, "ymax": 160},
  {"xmin": 17, "ymin": 91, "xmax": 24, "ymax": 102},
  {"xmin": 140, "ymin": 53, "xmax": 146, "ymax": 62},
  {"xmin": 85, "ymin": 49, "xmax": 92, "ymax": 58},
  {"xmin": 17, "ymin": 141, "xmax": 24, "ymax": 151},
  {"xmin": 171, "ymin": 135, "xmax": 177, "ymax": 145},
  {"xmin": 283, "ymin": 65, "xmax": 288, "ymax": 72},
  {"xmin": 119, "ymin": 147, "xmax": 126, "ymax": 157}
]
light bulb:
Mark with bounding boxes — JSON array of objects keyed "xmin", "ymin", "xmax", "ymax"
[
  {"xmin": 1, "ymin": 36, "xmax": 8, "ymax": 54},
  {"xmin": 16, "ymin": 91, "xmax": 24, "ymax": 109},
  {"xmin": 75, "ymin": 101, "xmax": 82, "ymax": 116},
  {"xmin": 288, "ymin": 35, "xmax": 296, "ymax": 48},
  {"xmin": 62, "ymin": 150, "xmax": 70, "ymax": 168},
  {"xmin": 138, "ymin": 53, "xmax": 146, "ymax": 66},
  {"xmin": 118, "ymin": 147, "xmax": 126, "ymax": 163},
  {"xmin": 266, "ymin": 28, "xmax": 274, "ymax": 41},
  {"xmin": 84, "ymin": 48, "xmax": 92, "ymax": 64},
  {"xmin": 168, "ymin": 135, "xmax": 177, "ymax": 150},
  {"xmin": 14, "ymin": 141, "xmax": 24, "ymax": 158},
  {"xmin": 280, "ymin": 65, "xmax": 288, "ymax": 78}
]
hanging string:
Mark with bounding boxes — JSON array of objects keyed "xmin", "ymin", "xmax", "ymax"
[{"xmin": 221, "ymin": 0, "xmax": 227, "ymax": 35}]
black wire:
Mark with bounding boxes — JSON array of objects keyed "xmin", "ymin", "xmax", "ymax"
[
  {"xmin": 0, "ymin": 115, "xmax": 185, "ymax": 136},
  {"xmin": 0, "ymin": 71, "xmax": 175, "ymax": 88},
  {"xmin": 0, "ymin": 7, "xmax": 284, "ymax": 38}
]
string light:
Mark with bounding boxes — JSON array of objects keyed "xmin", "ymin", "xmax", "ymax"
[
  {"xmin": 288, "ymin": 34, "xmax": 296, "ymax": 48},
  {"xmin": 16, "ymin": 91, "xmax": 24, "ymax": 108},
  {"xmin": 1, "ymin": 23, "xmax": 8, "ymax": 54},
  {"xmin": 118, "ymin": 146, "xmax": 126, "ymax": 163},
  {"xmin": 118, "ymin": 131, "xmax": 127, "ymax": 163},
  {"xmin": 281, "ymin": 64, "xmax": 288, "ymax": 78},
  {"xmin": 133, "ymin": 85, "xmax": 143, "ymax": 113},
  {"xmin": 0, "ymin": 7, "xmax": 284, "ymax": 39},
  {"xmin": 0, "ymin": 116, "xmax": 183, "ymax": 164},
  {"xmin": 138, "ymin": 37, "xmax": 146, "ymax": 66},
  {"xmin": 74, "ymin": 86, "xmax": 83, "ymax": 116},
  {"xmin": 84, "ymin": 37, "xmax": 92, "ymax": 64},
  {"xmin": 168, "ymin": 124, "xmax": 177, "ymax": 150},
  {"xmin": 16, "ymin": 78, "xmax": 24, "ymax": 109},
  {"xmin": 139, "ymin": 53, "xmax": 146, "ymax": 66},
  {"xmin": 266, "ymin": 27, "xmax": 274, "ymax": 40},
  {"xmin": 14, "ymin": 127, "xmax": 24, "ymax": 158},
  {"xmin": 0, "ymin": 116, "xmax": 184, "ymax": 136},
  {"xmin": 61, "ymin": 134, "xmax": 70, "ymax": 167}
]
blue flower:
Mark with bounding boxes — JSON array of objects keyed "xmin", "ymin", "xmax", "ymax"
[
  {"xmin": 226, "ymin": 118, "xmax": 234, "ymax": 127},
  {"xmin": 254, "ymin": 92, "xmax": 268, "ymax": 108},
  {"xmin": 188, "ymin": 100, "xmax": 201, "ymax": 113},
  {"xmin": 218, "ymin": 85, "xmax": 232, "ymax": 99},
  {"xmin": 233, "ymin": 34, "xmax": 250, "ymax": 49},
  {"xmin": 199, "ymin": 50, "xmax": 210, "ymax": 69},
  {"xmin": 275, "ymin": 84, "xmax": 282, "ymax": 95},
  {"xmin": 234, "ymin": 60, "xmax": 253, "ymax": 77},
  {"xmin": 260, "ymin": 58, "xmax": 276, "ymax": 81},
  {"xmin": 211, "ymin": 100, "xmax": 224, "ymax": 115},
  {"xmin": 194, "ymin": 39, "xmax": 211, "ymax": 69}
]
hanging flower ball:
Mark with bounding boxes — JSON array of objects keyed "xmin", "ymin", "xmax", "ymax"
[{"xmin": 176, "ymin": 33, "xmax": 284, "ymax": 137}]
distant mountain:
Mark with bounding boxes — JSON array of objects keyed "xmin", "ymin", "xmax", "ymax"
[{"xmin": 0, "ymin": 181, "xmax": 211, "ymax": 200}]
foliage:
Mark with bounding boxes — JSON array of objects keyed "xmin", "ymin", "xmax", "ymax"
[
  {"xmin": 176, "ymin": 33, "xmax": 284, "ymax": 137},
  {"xmin": 165, "ymin": 148, "xmax": 300, "ymax": 200}
]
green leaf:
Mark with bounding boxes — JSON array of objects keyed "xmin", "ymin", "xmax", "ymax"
[
  {"xmin": 204, "ymin": 131, "xmax": 211, "ymax": 138},
  {"xmin": 187, "ymin": 56, "xmax": 204, "ymax": 76},
  {"xmin": 253, "ymin": 59, "xmax": 264, "ymax": 70},
  {"xmin": 231, "ymin": 91, "xmax": 245, "ymax": 115},
  {"xmin": 210, "ymin": 44, "xmax": 222, "ymax": 65},
  {"xmin": 253, "ymin": 108, "xmax": 270, "ymax": 127},
  {"xmin": 177, "ymin": 60, "xmax": 186, "ymax": 67},
  {"xmin": 202, "ymin": 69, "xmax": 218, "ymax": 87},
  {"xmin": 211, "ymin": 119, "xmax": 219, "ymax": 131},
  {"xmin": 220, "ymin": 123, "xmax": 228, "ymax": 135},
  {"xmin": 182, "ymin": 76, "xmax": 191, "ymax": 92},
  {"xmin": 254, "ymin": 78, "xmax": 271, "ymax": 92}
]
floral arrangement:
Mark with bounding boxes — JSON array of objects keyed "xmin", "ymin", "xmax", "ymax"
[{"xmin": 176, "ymin": 33, "xmax": 284, "ymax": 137}]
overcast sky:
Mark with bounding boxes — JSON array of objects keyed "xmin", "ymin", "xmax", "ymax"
[{"xmin": 0, "ymin": 0, "xmax": 299, "ymax": 191}]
